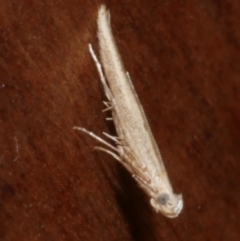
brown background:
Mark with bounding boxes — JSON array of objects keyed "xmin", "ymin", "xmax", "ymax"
[{"xmin": 0, "ymin": 0, "xmax": 240, "ymax": 240}]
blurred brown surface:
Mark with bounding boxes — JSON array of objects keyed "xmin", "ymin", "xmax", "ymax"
[{"xmin": 0, "ymin": 0, "xmax": 240, "ymax": 240}]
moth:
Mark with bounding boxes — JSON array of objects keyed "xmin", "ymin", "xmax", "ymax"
[{"xmin": 74, "ymin": 5, "xmax": 183, "ymax": 218}]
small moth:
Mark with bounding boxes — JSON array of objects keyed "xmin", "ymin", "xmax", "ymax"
[{"xmin": 74, "ymin": 5, "xmax": 183, "ymax": 218}]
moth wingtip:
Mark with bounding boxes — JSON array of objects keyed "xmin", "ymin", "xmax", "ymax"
[
  {"xmin": 99, "ymin": 4, "xmax": 107, "ymax": 13},
  {"xmin": 98, "ymin": 4, "xmax": 105, "ymax": 18},
  {"xmin": 98, "ymin": 4, "xmax": 110, "ymax": 20}
]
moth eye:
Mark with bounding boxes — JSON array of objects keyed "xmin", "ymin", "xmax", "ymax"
[{"xmin": 157, "ymin": 193, "xmax": 170, "ymax": 205}]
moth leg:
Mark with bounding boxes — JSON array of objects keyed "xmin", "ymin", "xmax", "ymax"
[
  {"xmin": 100, "ymin": 148, "xmax": 158, "ymax": 196},
  {"xmin": 115, "ymin": 160, "xmax": 153, "ymax": 195},
  {"xmin": 94, "ymin": 144, "xmax": 157, "ymax": 196},
  {"xmin": 121, "ymin": 155, "xmax": 151, "ymax": 184},
  {"xmin": 94, "ymin": 146, "xmax": 121, "ymax": 161},
  {"xmin": 95, "ymin": 147, "xmax": 136, "ymax": 172},
  {"xmin": 103, "ymin": 101, "xmax": 113, "ymax": 112},
  {"xmin": 116, "ymin": 156, "xmax": 157, "ymax": 195},
  {"xmin": 133, "ymin": 173, "xmax": 151, "ymax": 186},
  {"xmin": 94, "ymin": 146, "xmax": 152, "ymax": 193},
  {"xmin": 123, "ymin": 148, "xmax": 147, "ymax": 171},
  {"xmin": 106, "ymin": 117, "xmax": 113, "ymax": 121},
  {"xmin": 94, "ymin": 145, "xmax": 138, "ymax": 171},
  {"xmin": 103, "ymin": 132, "xmax": 122, "ymax": 144},
  {"xmin": 131, "ymin": 165, "xmax": 150, "ymax": 183},
  {"xmin": 103, "ymin": 133, "xmax": 126, "ymax": 158},
  {"xmin": 73, "ymin": 127, "xmax": 118, "ymax": 152},
  {"xmin": 131, "ymin": 161, "xmax": 147, "ymax": 171},
  {"xmin": 89, "ymin": 44, "xmax": 114, "ymax": 103},
  {"xmin": 103, "ymin": 106, "xmax": 113, "ymax": 112},
  {"xmin": 103, "ymin": 101, "xmax": 111, "ymax": 107},
  {"xmin": 127, "ymin": 160, "xmax": 158, "ymax": 195},
  {"xmin": 133, "ymin": 174, "xmax": 157, "ymax": 196}
]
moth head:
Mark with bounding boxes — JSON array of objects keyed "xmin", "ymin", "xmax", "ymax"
[{"xmin": 150, "ymin": 192, "xmax": 183, "ymax": 218}]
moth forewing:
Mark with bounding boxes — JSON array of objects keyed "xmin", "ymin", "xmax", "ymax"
[
  {"xmin": 97, "ymin": 6, "xmax": 165, "ymax": 175},
  {"xmin": 74, "ymin": 5, "xmax": 183, "ymax": 218}
]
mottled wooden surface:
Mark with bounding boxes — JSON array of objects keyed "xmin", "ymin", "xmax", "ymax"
[{"xmin": 0, "ymin": 0, "xmax": 240, "ymax": 240}]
